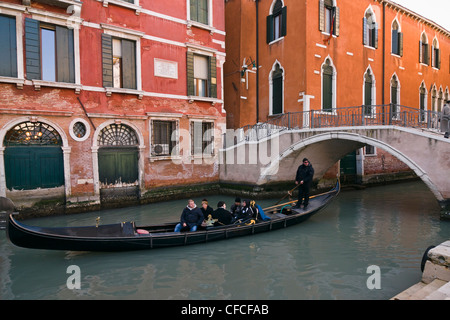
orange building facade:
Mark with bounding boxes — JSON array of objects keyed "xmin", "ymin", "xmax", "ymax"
[
  {"xmin": 224, "ymin": 0, "xmax": 450, "ymax": 183},
  {"xmin": 0, "ymin": 0, "xmax": 226, "ymax": 213}
]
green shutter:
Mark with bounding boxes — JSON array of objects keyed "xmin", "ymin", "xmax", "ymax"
[
  {"xmin": 272, "ymin": 75, "xmax": 282, "ymax": 114},
  {"xmin": 392, "ymin": 29, "xmax": 398, "ymax": 54},
  {"xmin": 322, "ymin": 73, "xmax": 333, "ymax": 112},
  {"xmin": 56, "ymin": 26, "xmax": 75, "ymax": 83},
  {"xmin": 398, "ymin": 32, "xmax": 403, "ymax": 56},
  {"xmin": 209, "ymin": 56, "xmax": 217, "ymax": 98},
  {"xmin": 0, "ymin": 15, "xmax": 17, "ymax": 78},
  {"xmin": 374, "ymin": 23, "xmax": 378, "ymax": 49},
  {"xmin": 281, "ymin": 6, "xmax": 287, "ymax": 37},
  {"xmin": 266, "ymin": 14, "xmax": 274, "ymax": 43},
  {"xmin": 101, "ymin": 33, "xmax": 113, "ymax": 87},
  {"xmin": 121, "ymin": 39, "xmax": 136, "ymax": 89},
  {"xmin": 25, "ymin": 18, "xmax": 41, "ymax": 80},
  {"xmin": 198, "ymin": 0, "xmax": 208, "ymax": 24},
  {"xmin": 186, "ymin": 51, "xmax": 195, "ymax": 96}
]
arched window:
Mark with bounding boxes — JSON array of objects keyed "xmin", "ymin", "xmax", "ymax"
[
  {"xmin": 419, "ymin": 82, "xmax": 427, "ymax": 122},
  {"xmin": 267, "ymin": 0, "xmax": 287, "ymax": 43},
  {"xmin": 419, "ymin": 32, "xmax": 429, "ymax": 65},
  {"xmin": 391, "ymin": 19, "xmax": 403, "ymax": 56},
  {"xmin": 270, "ymin": 62, "xmax": 284, "ymax": 115},
  {"xmin": 431, "ymin": 85, "xmax": 437, "ymax": 113},
  {"xmin": 363, "ymin": 7, "xmax": 378, "ymax": 48},
  {"xmin": 4, "ymin": 121, "xmax": 62, "ymax": 146},
  {"xmin": 97, "ymin": 123, "xmax": 139, "ymax": 146},
  {"xmin": 438, "ymin": 87, "xmax": 444, "ymax": 113},
  {"xmin": 390, "ymin": 74, "xmax": 400, "ymax": 119},
  {"xmin": 432, "ymin": 38, "xmax": 440, "ymax": 69},
  {"xmin": 363, "ymin": 68, "xmax": 375, "ymax": 115},
  {"xmin": 322, "ymin": 58, "xmax": 335, "ymax": 112}
]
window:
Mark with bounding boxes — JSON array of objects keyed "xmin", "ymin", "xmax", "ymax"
[
  {"xmin": 25, "ymin": 18, "xmax": 75, "ymax": 83},
  {"xmin": 0, "ymin": 14, "xmax": 17, "ymax": 78},
  {"xmin": 190, "ymin": 0, "xmax": 209, "ymax": 25},
  {"xmin": 363, "ymin": 9, "xmax": 378, "ymax": 49},
  {"xmin": 187, "ymin": 51, "xmax": 217, "ymax": 99},
  {"xmin": 364, "ymin": 68, "xmax": 375, "ymax": 116},
  {"xmin": 319, "ymin": 0, "xmax": 340, "ymax": 36},
  {"xmin": 322, "ymin": 58, "xmax": 335, "ymax": 112},
  {"xmin": 419, "ymin": 82, "xmax": 427, "ymax": 122},
  {"xmin": 151, "ymin": 120, "xmax": 177, "ymax": 157},
  {"xmin": 419, "ymin": 33, "xmax": 429, "ymax": 65},
  {"xmin": 102, "ymin": 34, "xmax": 136, "ymax": 89},
  {"xmin": 194, "ymin": 55, "xmax": 208, "ymax": 97},
  {"xmin": 270, "ymin": 62, "xmax": 283, "ymax": 115},
  {"xmin": 391, "ymin": 20, "xmax": 403, "ymax": 56},
  {"xmin": 190, "ymin": 121, "xmax": 214, "ymax": 156},
  {"xmin": 365, "ymin": 145, "xmax": 376, "ymax": 155},
  {"xmin": 267, "ymin": 0, "xmax": 287, "ymax": 43},
  {"xmin": 431, "ymin": 38, "xmax": 440, "ymax": 69},
  {"xmin": 390, "ymin": 74, "xmax": 400, "ymax": 119}
]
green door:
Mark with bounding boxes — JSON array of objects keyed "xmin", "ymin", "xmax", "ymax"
[
  {"xmin": 4, "ymin": 146, "xmax": 64, "ymax": 190},
  {"xmin": 98, "ymin": 147, "xmax": 138, "ymax": 186},
  {"xmin": 340, "ymin": 151, "xmax": 357, "ymax": 175}
]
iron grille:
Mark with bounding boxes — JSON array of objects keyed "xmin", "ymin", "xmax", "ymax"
[
  {"xmin": 98, "ymin": 123, "xmax": 138, "ymax": 146},
  {"xmin": 4, "ymin": 122, "xmax": 62, "ymax": 146}
]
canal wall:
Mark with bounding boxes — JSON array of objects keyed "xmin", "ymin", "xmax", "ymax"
[
  {"xmin": 8, "ymin": 174, "xmax": 423, "ymax": 219},
  {"xmin": 392, "ymin": 241, "xmax": 450, "ymax": 300}
]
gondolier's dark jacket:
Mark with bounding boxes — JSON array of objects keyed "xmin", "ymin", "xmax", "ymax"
[
  {"xmin": 180, "ymin": 206, "xmax": 204, "ymax": 228},
  {"xmin": 295, "ymin": 164, "xmax": 314, "ymax": 186}
]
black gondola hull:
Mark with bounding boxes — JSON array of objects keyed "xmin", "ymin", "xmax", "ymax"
[{"xmin": 7, "ymin": 180, "xmax": 340, "ymax": 252}]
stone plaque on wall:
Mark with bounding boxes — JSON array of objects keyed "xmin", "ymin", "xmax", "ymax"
[{"xmin": 154, "ymin": 58, "xmax": 178, "ymax": 79}]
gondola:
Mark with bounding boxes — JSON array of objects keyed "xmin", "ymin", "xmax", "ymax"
[{"xmin": 6, "ymin": 180, "xmax": 340, "ymax": 252}]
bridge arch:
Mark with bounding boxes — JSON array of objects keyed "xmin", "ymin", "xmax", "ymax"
[{"xmin": 257, "ymin": 131, "xmax": 443, "ymax": 201}]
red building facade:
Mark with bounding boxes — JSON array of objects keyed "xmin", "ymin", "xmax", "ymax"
[{"xmin": 0, "ymin": 0, "xmax": 226, "ymax": 213}]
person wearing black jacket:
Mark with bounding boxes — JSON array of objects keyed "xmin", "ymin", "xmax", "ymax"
[
  {"xmin": 174, "ymin": 199, "xmax": 204, "ymax": 232},
  {"xmin": 294, "ymin": 158, "xmax": 314, "ymax": 209},
  {"xmin": 212, "ymin": 201, "xmax": 233, "ymax": 226}
]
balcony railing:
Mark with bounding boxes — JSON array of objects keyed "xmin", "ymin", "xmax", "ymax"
[{"xmin": 223, "ymin": 104, "xmax": 444, "ymax": 148}]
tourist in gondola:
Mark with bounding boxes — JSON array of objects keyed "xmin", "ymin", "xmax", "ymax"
[
  {"xmin": 237, "ymin": 199, "xmax": 255, "ymax": 222},
  {"xmin": 212, "ymin": 201, "xmax": 233, "ymax": 226},
  {"xmin": 174, "ymin": 199, "xmax": 204, "ymax": 232},
  {"xmin": 200, "ymin": 198, "xmax": 214, "ymax": 221},
  {"xmin": 230, "ymin": 197, "xmax": 243, "ymax": 219},
  {"xmin": 294, "ymin": 158, "xmax": 314, "ymax": 209}
]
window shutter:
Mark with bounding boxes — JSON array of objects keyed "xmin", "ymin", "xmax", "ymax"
[
  {"xmin": 0, "ymin": 15, "xmax": 17, "ymax": 78},
  {"xmin": 281, "ymin": 6, "xmax": 287, "ymax": 37},
  {"xmin": 392, "ymin": 29, "xmax": 398, "ymax": 54},
  {"xmin": 25, "ymin": 18, "xmax": 41, "ymax": 80},
  {"xmin": 266, "ymin": 14, "xmax": 274, "ymax": 43},
  {"xmin": 209, "ymin": 56, "xmax": 217, "ymax": 98},
  {"xmin": 424, "ymin": 43, "xmax": 429, "ymax": 65},
  {"xmin": 55, "ymin": 26, "xmax": 75, "ymax": 83},
  {"xmin": 121, "ymin": 39, "xmax": 136, "ymax": 89},
  {"xmin": 398, "ymin": 32, "xmax": 403, "ymax": 56},
  {"xmin": 186, "ymin": 51, "xmax": 195, "ymax": 96},
  {"xmin": 319, "ymin": 0, "xmax": 325, "ymax": 32},
  {"xmin": 190, "ymin": 0, "xmax": 197, "ymax": 21},
  {"xmin": 101, "ymin": 33, "xmax": 113, "ymax": 87},
  {"xmin": 362, "ymin": 17, "xmax": 368, "ymax": 45},
  {"xmin": 437, "ymin": 49, "xmax": 441, "ymax": 69},
  {"xmin": 374, "ymin": 23, "xmax": 378, "ymax": 49},
  {"xmin": 419, "ymin": 41, "xmax": 423, "ymax": 63},
  {"xmin": 334, "ymin": 7, "xmax": 340, "ymax": 36}
]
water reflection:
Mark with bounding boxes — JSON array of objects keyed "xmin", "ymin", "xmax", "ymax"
[{"xmin": 1, "ymin": 181, "xmax": 449, "ymax": 300}]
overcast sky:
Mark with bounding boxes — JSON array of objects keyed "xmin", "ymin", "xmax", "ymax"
[{"xmin": 391, "ymin": 0, "xmax": 450, "ymax": 31}]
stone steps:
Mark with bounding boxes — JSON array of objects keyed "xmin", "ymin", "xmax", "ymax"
[{"xmin": 392, "ymin": 241, "xmax": 450, "ymax": 300}]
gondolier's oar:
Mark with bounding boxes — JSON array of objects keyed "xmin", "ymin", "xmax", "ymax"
[
  {"xmin": 273, "ymin": 184, "xmax": 300, "ymax": 206},
  {"xmin": 263, "ymin": 189, "xmax": 337, "ymax": 212}
]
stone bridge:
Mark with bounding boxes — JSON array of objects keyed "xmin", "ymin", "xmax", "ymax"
[{"xmin": 219, "ymin": 106, "xmax": 450, "ymax": 214}]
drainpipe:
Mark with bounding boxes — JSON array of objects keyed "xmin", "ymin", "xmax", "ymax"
[
  {"xmin": 382, "ymin": 1, "xmax": 386, "ymax": 124},
  {"xmin": 255, "ymin": 0, "xmax": 260, "ymax": 124}
]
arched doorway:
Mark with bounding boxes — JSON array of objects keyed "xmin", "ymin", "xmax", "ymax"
[
  {"xmin": 3, "ymin": 121, "xmax": 64, "ymax": 190},
  {"xmin": 97, "ymin": 123, "xmax": 139, "ymax": 188}
]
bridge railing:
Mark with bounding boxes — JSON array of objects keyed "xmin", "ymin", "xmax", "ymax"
[{"xmin": 223, "ymin": 104, "xmax": 442, "ymax": 147}]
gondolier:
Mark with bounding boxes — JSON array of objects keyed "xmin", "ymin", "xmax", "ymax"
[{"xmin": 294, "ymin": 158, "xmax": 314, "ymax": 209}]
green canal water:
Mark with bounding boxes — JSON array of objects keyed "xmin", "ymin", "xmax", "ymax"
[{"xmin": 1, "ymin": 181, "xmax": 449, "ymax": 300}]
